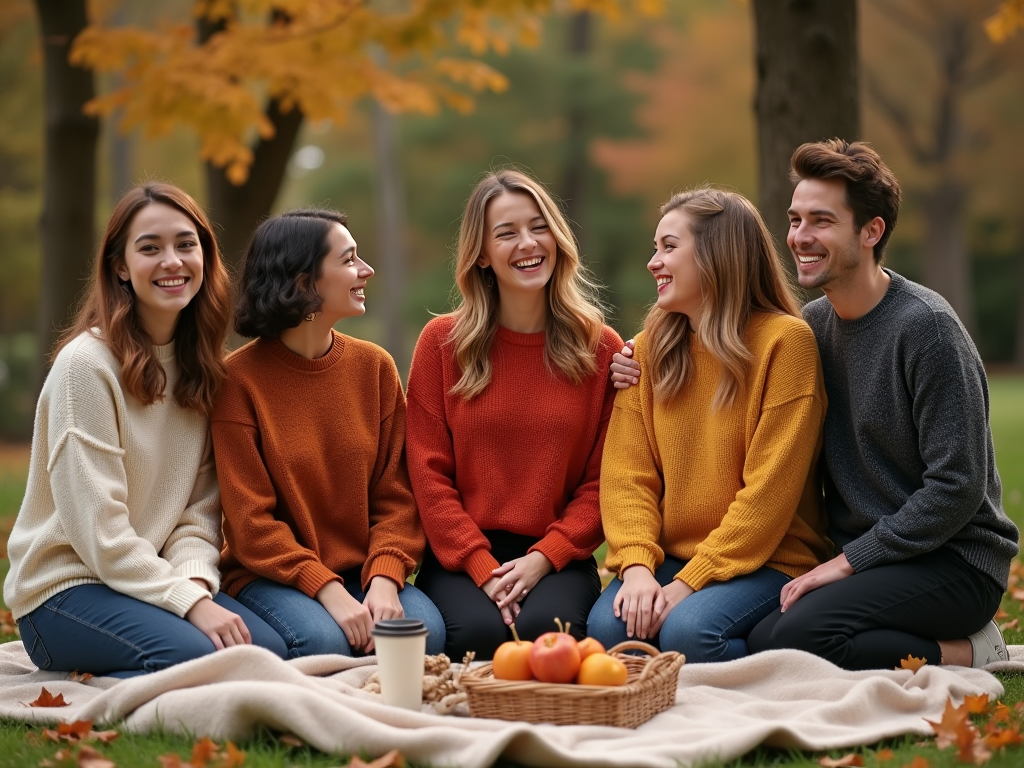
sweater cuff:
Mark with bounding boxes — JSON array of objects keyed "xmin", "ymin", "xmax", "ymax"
[
  {"xmin": 842, "ymin": 535, "xmax": 883, "ymax": 573},
  {"xmin": 529, "ymin": 531, "xmax": 576, "ymax": 572},
  {"xmin": 465, "ymin": 549, "xmax": 502, "ymax": 587},
  {"xmin": 172, "ymin": 561, "xmax": 223, "ymax": 597},
  {"xmin": 296, "ymin": 561, "xmax": 344, "ymax": 599},
  {"xmin": 678, "ymin": 557, "xmax": 716, "ymax": 591},
  {"xmin": 365, "ymin": 554, "xmax": 409, "ymax": 591},
  {"xmin": 165, "ymin": 579, "xmax": 214, "ymax": 619},
  {"xmin": 615, "ymin": 545, "xmax": 659, "ymax": 576}
]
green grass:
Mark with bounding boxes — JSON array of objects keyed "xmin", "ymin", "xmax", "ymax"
[{"xmin": 0, "ymin": 376, "xmax": 1023, "ymax": 767}]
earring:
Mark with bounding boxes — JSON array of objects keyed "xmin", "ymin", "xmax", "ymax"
[{"xmin": 304, "ymin": 312, "xmax": 317, "ymax": 322}]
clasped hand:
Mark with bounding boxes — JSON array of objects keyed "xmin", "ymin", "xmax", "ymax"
[
  {"xmin": 317, "ymin": 576, "xmax": 403, "ymax": 653},
  {"xmin": 482, "ymin": 551, "xmax": 553, "ymax": 625},
  {"xmin": 612, "ymin": 565, "xmax": 693, "ymax": 639}
]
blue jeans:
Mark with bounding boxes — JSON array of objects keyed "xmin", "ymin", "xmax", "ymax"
[
  {"xmin": 18, "ymin": 584, "xmax": 288, "ymax": 678},
  {"xmin": 236, "ymin": 577, "xmax": 446, "ymax": 658},
  {"xmin": 586, "ymin": 557, "xmax": 790, "ymax": 663}
]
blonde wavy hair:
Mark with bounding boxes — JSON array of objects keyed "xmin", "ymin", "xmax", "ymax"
[
  {"xmin": 448, "ymin": 169, "xmax": 605, "ymax": 399},
  {"xmin": 644, "ymin": 186, "xmax": 800, "ymax": 409}
]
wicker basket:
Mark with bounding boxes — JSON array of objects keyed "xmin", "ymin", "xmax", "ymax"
[{"xmin": 459, "ymin": 641, "xmax": 684, "ymax": 728}]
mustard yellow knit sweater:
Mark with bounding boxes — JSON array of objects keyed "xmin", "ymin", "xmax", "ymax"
[{"xmin": 601, "ymin": 312, "xmax": 831, "ymax": 590}]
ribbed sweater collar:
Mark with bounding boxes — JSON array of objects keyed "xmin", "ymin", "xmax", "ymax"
[
  {"xmin": 262, "ymin": 329, "xmax": 347, "ymax": 371},
  {"xmin": 153, "ymin": 340, "xmax": 176, "ymax": 363},
  {"xmin": 496, "ymin": 324, "xmax": 546, "ymax": 347}
]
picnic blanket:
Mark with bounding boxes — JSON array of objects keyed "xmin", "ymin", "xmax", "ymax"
[{"xmin": 0, "ymin": 640, "xmax": 1016, "ymax": 768}]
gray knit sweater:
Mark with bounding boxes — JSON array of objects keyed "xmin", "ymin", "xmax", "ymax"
[{"xmin": 803, "ymin": 270, "xmax": 1018, "ymax": 589}]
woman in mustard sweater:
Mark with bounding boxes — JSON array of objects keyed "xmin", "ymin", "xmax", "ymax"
[{"xmin": 587, "ymin": 187, "xmax": 831, "ymax": 662}]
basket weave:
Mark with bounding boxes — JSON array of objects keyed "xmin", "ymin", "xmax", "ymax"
[{"xmin": 459, "ymin": 641, "xmax": 684, "ymax": 728}]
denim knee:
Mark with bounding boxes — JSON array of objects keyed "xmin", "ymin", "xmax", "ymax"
[
  {"xmin": 585, "ymin": 588, "xmax": 630, "ymax": 649},
  {"xmin": 658, "ymin": 609, "xmax": 728, "ymax": 662}
]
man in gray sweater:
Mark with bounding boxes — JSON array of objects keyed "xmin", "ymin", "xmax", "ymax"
[{"xmin": 747, "ymin": 139, "xmax": 1019, "ymax": 669}]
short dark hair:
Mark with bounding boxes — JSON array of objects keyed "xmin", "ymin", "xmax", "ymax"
[
  {"xmin": 235, "ymin": 208, "xmax": 349, "ymax": 339},
  {"xmin": 790, "ymin": 139, "xmax": 901, "ymax": 263}
]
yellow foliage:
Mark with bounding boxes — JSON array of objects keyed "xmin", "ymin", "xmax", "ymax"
[{"xmin": 986, "ymin": 0, "xmax": 1024, "ymax": 43}]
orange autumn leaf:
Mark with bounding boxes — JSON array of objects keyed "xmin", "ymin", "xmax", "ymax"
[
  {"xmin": 926, "ymin": 698, "xmax": 971, "ymax": 749},
  {"xmin": 995, "ymin": 609, "xmax": 1010, "ymax": 620},
  {"xmin": 349, "ymin": 749, "xmax": 407, "ymax": 768},
  {"xmin": 1000, "ymin": 618, "xmax": 1019, "ymax": 632},
  {"xmin": 818, "ymin": 755, "xmax": 864, "ymax": 767},
  {"xmin": 77, "ymin": 745, "xmax": 117, "ymax": 768},
  {"xmin": 955, "ymin": 723, "xmax": 992, "ymax": 765},
  {"xmin": 191, "ymin": 736, "xmax": 218, "ymax": 768},
  {"xmin": 29, "ymin": 687, "xmax": 70, "ymax": 707},
  {"xmin": 900, "ymin": 655, "xmax": 928, "ymax": 672},
  {"xmin": 278, "ymin": 734, "xmax": 304, "ymax": 748},
  {"xmin": 58, "ymin": 720, "xmax": 94, "ymax": 740},
  {"xmin": 156, "ymin": 755, "xmax": 185, "ymax": 768},
  {"xmin": 0, "ymin": 608, "xmax": 16, "ymax": 635},
  {"xmin": 903, "ymin": 758, "xmax": 931, "ymax": 768},
  {"xmin": 989, "ymin": 702, "xmax": 1012, "ymax": 724},
  {"xmin": 984, "ymin": 724, "xmax": 1024, "ymax": 748},
  {"xmin": 68, "ymin": 670, "xmax": 94, "ymax": 683},
  {"xmin": 875, "ymin": 748, "xmax": 895, "ymax": 761},
  {"xmin": 222, "ymin": 742, "xmax": 246, "ymax": 768},
  {"xmin": 1009, "ymin": 588, "xmax": 1024, "ymax": 602},
  {"xmin": 964, "ymin": 694, "xmax": 992, "ymax": 714}
]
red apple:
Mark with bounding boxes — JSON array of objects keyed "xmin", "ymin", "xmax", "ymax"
[{"xmin": 529, "ymin": 630, "xmax": 581, "ymax": 684}]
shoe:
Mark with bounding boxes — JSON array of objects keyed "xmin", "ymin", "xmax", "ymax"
[{"xmin": 969, "ymin": 619, "xmax": 1008, "ymax": 667}]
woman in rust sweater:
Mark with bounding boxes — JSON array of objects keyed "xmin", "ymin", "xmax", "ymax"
[
  {"xmin": 212, "ymin": 209, "xmax": 444, "ymax": 657},
  {"xmin": 406, "ymin": 169, "xmax": 622, "ymax": 660}
]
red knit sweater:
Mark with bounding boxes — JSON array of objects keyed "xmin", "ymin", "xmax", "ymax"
[
  {"xmin": 212, "ymin": 331, "xmax": 424, "ymax": 598},
  {"xmin": 406, "ymin": 316, "xmax": 622, "ymax": 586}
]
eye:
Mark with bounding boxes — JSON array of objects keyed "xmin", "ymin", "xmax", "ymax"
[
  {"xmin": 178, "ymin": 240, "xmax": 197, "ymax": 249},
  {"xmin": 532, "ymin": 223, "xmax": 548, "ymax": 232},
  {"xmin": 139, "ymin": 244, "xmax": 159, "ymax": 253}
]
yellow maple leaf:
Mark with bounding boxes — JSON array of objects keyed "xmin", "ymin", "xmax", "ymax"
[{"xmin": 899, "ymin": 655, "xmax": 927, "ymax": 672}]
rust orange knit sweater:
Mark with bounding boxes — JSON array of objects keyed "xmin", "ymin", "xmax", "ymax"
[
  {"xmin": 405, "ymin": 316, "xmax": 623, "ymax": 586},
  {"xmin": 212, "ymin": 331, "xmax": 424, "ymax": 598}
]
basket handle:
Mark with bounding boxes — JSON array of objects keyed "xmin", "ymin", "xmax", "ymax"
[{"xmin": 607, "ymin": 640, "xmax": 660, "ymax": 657}]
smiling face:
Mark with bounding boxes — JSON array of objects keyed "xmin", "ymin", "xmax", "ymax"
[
  {"xmin": 787, "ymin": 178, "xmax": 872, "ymax": 292},
  {"xmin": 314, "ymin": 222, "xmax": 373, "ymax": 322},
  {"xmin": 118, "ymin": 202, "xmax": 204, "ymax": 345},
  {"xmin": 477, "ymin": 191, "xmax": 557, "ymax": 298},
  {"xmin": 649, "ymin": 208, "xmax": 703, "ymax": 321}
]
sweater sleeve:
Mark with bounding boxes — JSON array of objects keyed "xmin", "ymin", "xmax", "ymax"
[
  {"xmin": 159, "ymin": 430, "xmax": 224, "ymax": 594},
  {"xmin": 406, "ymin": 322, "xmax": 499, "ymax": 587},
  {"xmin": 841, "ymin": 316, "xmax": 994, "ymax": 571},
  {"xmin": 599, "ymin": 339, "xmax": 666, "ymax": 577},
  {"xmin": 679, "ymin": 327, "xmax": 825, "ymax": 589},
  {"xmin": 212, "ymin": 379, "xmax": 340, "ymax": 599},
  {"xmin": 529, "ymin": 331, "xmax": 621, "ymax": 570},
  {"xmin": 47, "ymin": 358, "xmax": 211, "ymax": 618},
  {"xmin": 361, "ymin": 355, "xmax": 424, "ymax": 591}
]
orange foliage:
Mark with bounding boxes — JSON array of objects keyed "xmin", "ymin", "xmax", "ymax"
[
  {"xmin": 29, "ymin": 688, "xmax": 70, "ymax": 708},
  {"xmin": 986, "ymin": 0, "xmax": 1024, "ymax": 43},
  {"xmin": 70, "ymin": 0, "xmax": 659, "ymax": 183},
  {"xmin": 899, "ymin": 655, "xmax": 928, "ymax": 672}
]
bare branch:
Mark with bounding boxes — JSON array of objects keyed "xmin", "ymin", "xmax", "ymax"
[{"xmin": 864, "ymin": 68, "xmax": 934, "ymax": 164}]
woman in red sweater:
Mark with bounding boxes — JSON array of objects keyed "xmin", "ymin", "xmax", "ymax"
[
  {"xmin": 212, "ymin": 209, "xmax": 444, "ymax": 658},
  {"xmin": 406, "ymin": 169, "xmax": 622, "ymax": 660}
]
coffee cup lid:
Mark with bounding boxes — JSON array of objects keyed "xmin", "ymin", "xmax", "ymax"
[{"xmin": 372, "ymin": 618, "xmax": 429, "ymax": 637}]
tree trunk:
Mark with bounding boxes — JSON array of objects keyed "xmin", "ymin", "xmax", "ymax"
[
  {"xmin": 922, "ymin": 178, "xmax": 974, "ymax": 337},
  {"xmin": 562, "ymin": 11, "xmax": 591, "ymax": 257},
  {"xmin": 1015, "ymin": 238, "xmax": 1024, "ymax": 369},
  {"xmin": 35, "ymin": 0, "xmax": 99, "ymax": 373},
  {"xmin": 371, "ymin": 97, "xmax": 408, "ymax": 376},
  {"xmin": 752, "ymin": 0, "xmax": 860, "ymax": 253}
]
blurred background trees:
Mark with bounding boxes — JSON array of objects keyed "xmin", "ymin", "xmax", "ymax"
[{"xmin": 1, "ymin": 0, "xmax": 1023, "ymax": 440}]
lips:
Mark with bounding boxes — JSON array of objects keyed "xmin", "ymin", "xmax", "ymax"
[
  {"xmin": 512, "ymin": 256, "xmax": 544, "ymax": 270},
  {"xmin": 655, "ymin": 275, "xmax": 672, "ymax": 292},
  {"xmin": 796, "ymin": 253, "xmax": 825, "ymax": 264}
]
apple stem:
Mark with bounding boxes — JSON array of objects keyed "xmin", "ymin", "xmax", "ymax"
[
  {"xmin": 554, "ymin": 617, "xmax": 572, "ymax": 635},
  {"xmin": 510, "ymin": 623, "xmax": 522, "ymax": 644}
]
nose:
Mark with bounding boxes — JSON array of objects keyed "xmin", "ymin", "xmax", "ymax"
[
  {"xmin": 519, "ymin": 229, "xmax": 537, "ymax": 250},
  {"xmin": 648, "ymin": 252, "xmax": 662, "ymax": 273},
  {"xmin": 161, "ymin": 247, "xmax": 183, "ymax": 269},
  {"xmin": 358, "ymin": 258, "xmax": 374, "ymax": 278},
  {"xmin": 791, "ymin": 220, "xmax": 814, "ymax": 247}
]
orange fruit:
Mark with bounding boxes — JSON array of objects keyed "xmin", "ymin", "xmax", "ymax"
[
  {"xmin": 575, "ymin": 652, "xmax": 628, "ymax": 686},
  {"xmin": 577, "ymin": 637, "xmax": 606, "ymax": 660}
]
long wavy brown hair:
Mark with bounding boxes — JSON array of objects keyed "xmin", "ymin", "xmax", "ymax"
[
  {"xmin": 644, "ymin": 187, "xmax": 800, "ymax": 409},
  {"xmin": 56, "ymin": 183, "xmax": 231, "ymax": 415},
  {"xmin": 448, "ymin": 169, "xmax": 605, "ymax": 399}
]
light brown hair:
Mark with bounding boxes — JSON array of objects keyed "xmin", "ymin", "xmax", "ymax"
[{"xmin": 644, "ymin": 186, "xmax": 800, "ymax": 409}]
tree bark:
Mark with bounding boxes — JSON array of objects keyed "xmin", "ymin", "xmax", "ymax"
[
  {"xmin": 35, "ymin": 0, "xmax": 99, "ymax": 373},
  {"xmin": 752, "ymin": 0, "xmax": 860, "ymax": 253},
  {"xmin": 562, "ymin": 12, "xmax": 591, "ymax": 256},
  {"xmin": 1016, "ymin": 237, "xmax": 1024, "ymax": 369},
  {"xmin": 922, "ymin": 179, "xmax": 973, "ymax": 335}
]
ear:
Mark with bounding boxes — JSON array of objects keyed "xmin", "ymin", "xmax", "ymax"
[
  {"xmin": 476, "ymin": 253, "xmax": 490, "ymax": 268},
  {"xmin": 862, "ymin": 216, "xmax": 885, "ymax": 248}
]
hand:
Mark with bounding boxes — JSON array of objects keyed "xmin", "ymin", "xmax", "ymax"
[
  {"xmin": 610, "ymin": 340, "xmax": 641, "ymax": 389},
  {"xmin": 491, "ymin": 551, "xmax": 553, "ymax": 609},
  {"xmin": 317, "ymin": 580, "xmax": 375, "ymax": 652},
  {"xmin": 185, "ymin": 597, "xmax": 252, "ymax": 650},
  {"xmin": 650, "ymin": 578, "xmax": 694, "ymax": 636},
  {"xmin": 363, "ymin": 576, "xmax": 404, "ymax": 652},
  {"xmin": 780, "ymin": 553, "xmax": 854, "ymax": 612},
  {"xmin": 481, "ymin": 577, "xmax": 517, "ymax": 626},
  {"xmin": 612, "ymin": 565, "xmax": 665, "ymax": 640}
]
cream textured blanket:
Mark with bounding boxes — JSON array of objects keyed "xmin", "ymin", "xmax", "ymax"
[{"xmin": 0, "ymin": 641, "xmax": 1013, "ymax": 768}]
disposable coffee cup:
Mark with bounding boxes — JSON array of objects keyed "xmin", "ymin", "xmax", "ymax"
[{"xmin": 372, "ymin": 618, "xmax": 429, "ymax": 710}]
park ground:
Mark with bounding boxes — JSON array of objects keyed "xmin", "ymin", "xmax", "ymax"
[{"xmin": 0, "ymin": 375, "xmax": 1022, "ymax": 767}]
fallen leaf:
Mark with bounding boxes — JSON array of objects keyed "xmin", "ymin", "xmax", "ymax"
[
  {"xmin": 900, "ymin": 655, "xmax": 928, "ymax": 673},
  {"xmin": 1009, "ymin": 588, "xmax": 1024, "ymax": 602},
  {"xmin": 278, "ymin": 734, "xmax": 304, "ymax": 748},
  {"xmin": 984, "ymin": 724, "xmax": 1024, "ymax": 749},
  {"xmin": 818, "ymin": 755, "xmax": 864, "ymax": 767},
  {"xmin": 191, "ymin": 736, "xmax": 218, "ymax": 768},
  {"xmin": 988, "ymin": 702, "xmax": 1012, "ymax": 724},
  {"xmin": 156, "ymin": 754, "xmax": 185, "ymax": 768},
  {"xmin": 29, "ymin": 688, "xmax": 70, "ymax": 708},
  {"xmin": 349, "ymin": 750, "xmax": 406, "ymax": 768},
  {"xmin": 902, "ymin": 758, "xmax": 931, "ymax": 768},
  {"xmin": 222, "ymin": 741, "xmax": 246, "ymax": 767},
  {"xmin": 58, "ymin": 721, "xmax": 94, "ymax": 741},
  {"xmin": 955, "ymin": 723, "xmax": 992, "ymax": 765},
  {"xmin": 68, "ymin": 670, "xmax": 94, "ymax": 683},
  {"xmin": 77, "ymin": 745, "xmax": 116, "ymax": 768},
  {"xmin": 995, "ymin": 609, "xmax": 1010, "ymax": 620},
  {"xmin": 964, "ymin": 694, "xmax": 992, "ymax": 714},
  {"xmin": 926, "ymin": 698, "xmax": 971, "ymax": 749},
  {"xmin": 91, "ymin": 731, "xmax": 119, "ymax": 745},
  {"xmin": 0, "ymin": 608, "xmax": 16, "ymax": 635},
  {"xmin": 999, "ymin": 618, "xmax": 1019, "ymax": 632},
  {"xmin": 875, "ymin": 748, "xmax": 895, "ymax": 761}
]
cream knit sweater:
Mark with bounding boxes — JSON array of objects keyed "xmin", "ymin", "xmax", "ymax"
[{"xmin": 3, "ymin": 332, "xmax": 221, "ymax": 620}]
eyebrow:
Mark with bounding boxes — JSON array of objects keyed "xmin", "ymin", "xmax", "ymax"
[
  {"xmin": 491, "ymin": 215, "xmax": 546, "ymax": 233},
  {"xmin": 134, "ymin": 230, "xmax": 197, "ymax": 244},
  {"xmin": 341, "ymin": 246, "xmax": 356, "ymax": 257},
  {"xmin": 788, "ymin": 208, "xmax": 837, "ymax": 218}
]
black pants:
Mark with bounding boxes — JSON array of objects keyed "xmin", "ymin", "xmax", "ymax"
[
  {"xmin": 747, "ymin": 548, "xmax": 1003, "ymax": 670},
  {"xmin": 416, "ymin": 530, "xmax": 601, "ymax": 661}
]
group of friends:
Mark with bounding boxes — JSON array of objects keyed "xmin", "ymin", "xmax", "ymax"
[{"xmin": 3, "ymin": 138, "xmax": 1018, "ymax": 680}]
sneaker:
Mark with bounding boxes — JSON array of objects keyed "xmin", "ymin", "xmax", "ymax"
[{"xmin": 969, "ymin": 619, "xmax": 1008, "ymax": 667}]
